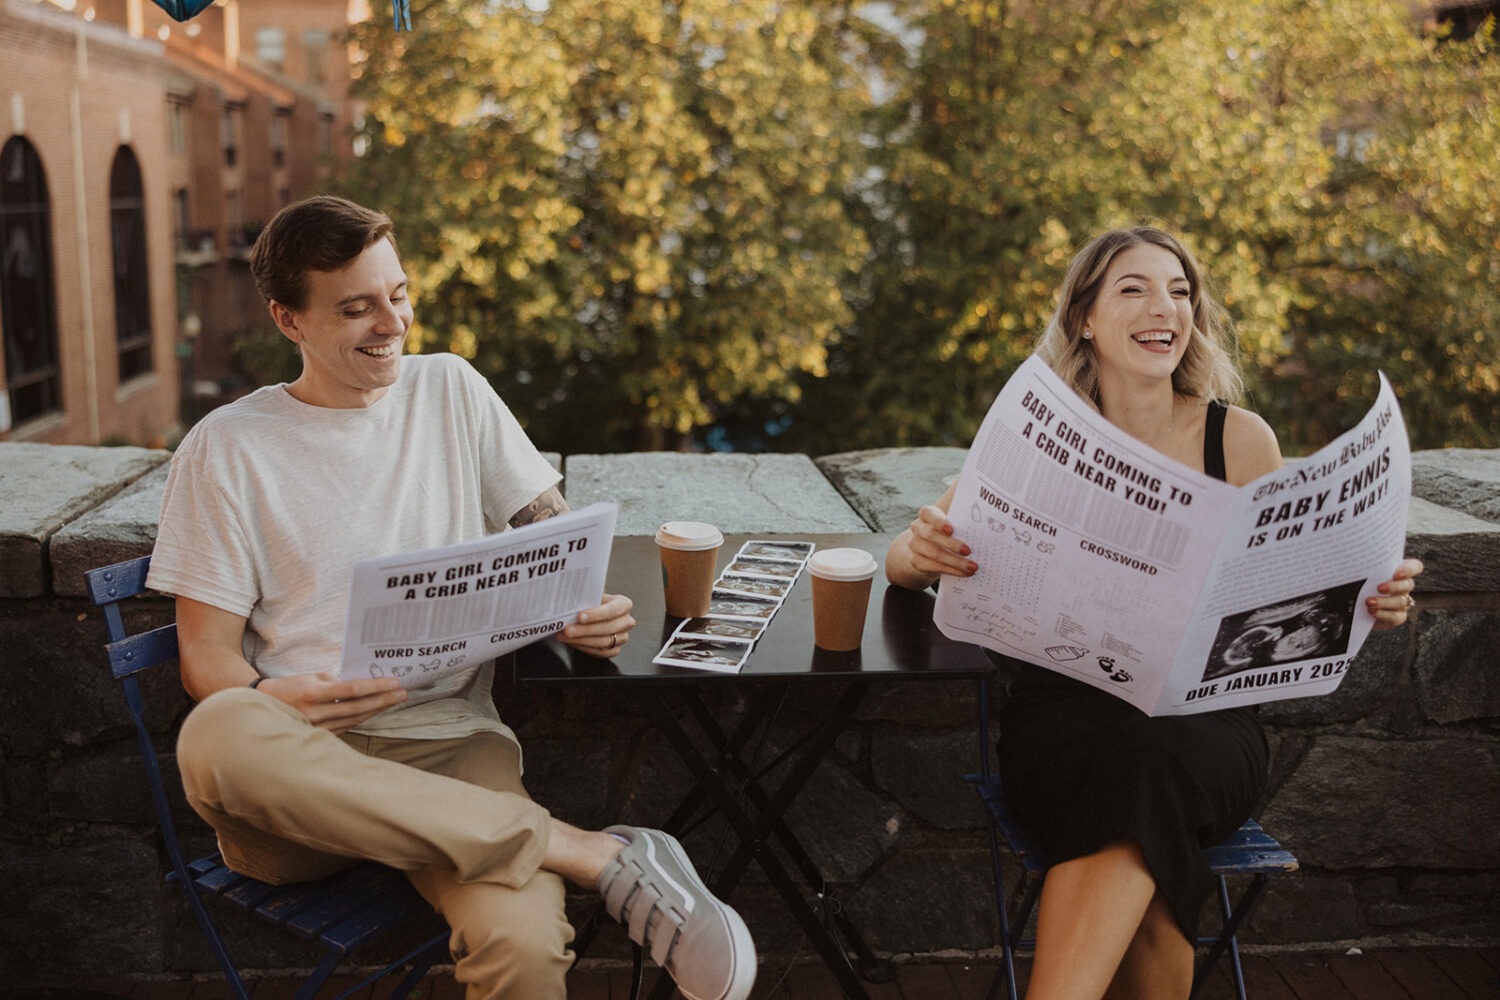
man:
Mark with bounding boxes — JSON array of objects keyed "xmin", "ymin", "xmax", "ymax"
[{"xmin": 147, "ymin": 195, "xmax": 756, "ymax": 1000}]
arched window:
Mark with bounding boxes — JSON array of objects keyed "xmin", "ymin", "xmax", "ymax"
[
  {"xmin": 110, "ymin": 147, "xmax": 154, "ymax": 382},
  {"xmin": 0, "ymin": 137, "xmax": 62, "ymax": 427}
]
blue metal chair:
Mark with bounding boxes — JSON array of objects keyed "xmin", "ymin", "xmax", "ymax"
[
  {"xmin": 86, "ymin": 555, "xmax": 451, "ymax": 1000},
  {"xmin": 966, "ymin": 676, "xmax": 1299, "ymax": 1000}
]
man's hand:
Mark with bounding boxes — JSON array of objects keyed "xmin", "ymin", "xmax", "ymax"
[
  {"xmin": 176, "ymin": 597, "xmax": 409, "ymax": 732},
  {"xmin": 509, "ymin": 487, "xmax": 637, "ymax": 659},
  {"xmin": 560, "ymin": 592, "xmax": 637, "ymax": 659},
  {"xmin": 252, "ymin": 672, "xmax": 408, "ymax": 732}
]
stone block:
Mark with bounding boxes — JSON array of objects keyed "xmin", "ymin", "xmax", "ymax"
[
  {"xmin": 815, "ymin": 447, "xmax": 969, "ymax": 533},
  {"xmin": 869, "ymin": 730, "xmax": 987, "ymax": 831},
  {"xmin": 843, "ymin": 848, "xmax": 996, "ymax": 952},
  {"xmin": 1245, "ymin": 873, "xmax": 1363, "ymax": 944},
  {"xmin": 0, "ymin": 838, "xmax": 163, "ymax": 979},
  {"xmin": 1259, "ymin": 625, "xmax": 1408, "ymax": 726},
  {"xmin": 1413, "ymin": 448, "xmax": 1500, "ymax": 525},
  {"xmin": 1404, "ymin": 496, "xmax": 1500, "ymax": 592},
  {"xmin": 45, "ymin": 744, "xmax": 196, "ymax": 831},
  {"xmin": 561, "ymin": 452, "xmax": 870, "ymax": 535},
  {"xmin": 1260, "ymin": 735, "xmax": 1500, "ymax": 870},
  {"xmin": 613, "ymin": 727, "xmax": 698, "ymax": 832},
  {"xmin": 783, "ymin": 753, "xmax": 902, "ymax": 883},
  {"xmin": 1413, "ymin": 609, "xmax": 1500, "ymax": 724},
  {"xmin": 50, "ymin": 463, "xmax": 168, "ymax": 596},
  {"xmin": 0, "ymin": 602, "xmax": 182, "ymax": 759},
  {"xmin": 0, "ymin": 442, "xmax": 168, "ymax": 597},
  {"xmin": 1371, "ymin": 871, "xmax": 1500, "ymax": 938},
  {"xmin": 513, "ymin": 736, "xmax": 614, "ymax": 831},
  {"xmin": 48, "ymin": 746, "xmax": 165, "ymax": 825},
  {"xmin": 857, "ymin": 678, "xmax": 980, "ymax": 729}
]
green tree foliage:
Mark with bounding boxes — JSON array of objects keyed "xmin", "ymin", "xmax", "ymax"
[
  {"xmin": 344, "ymin": 0, "xmax": 888, "ymax": 451},
  {"xmin": 1087, "ymin": 1, "xmax": 1500, "ymax": 451},
  {"xmin": 334, "ymin": 0, "xmax": 1497, "ymax": 456},
  {"xmin": 792, "ymin": 0, "xmax": 1498, "ymax": 455},
  {"xmin": 782, "ymin": 0, "xmax": 1184, "ymax": 451}
]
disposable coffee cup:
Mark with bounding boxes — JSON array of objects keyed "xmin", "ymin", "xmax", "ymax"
[
  {"xmin": 808, "ymin": 548, "xmax": 879, "ymax": 651},
  {"xmin": 656, "ymin": 521, "xmax": 724, "ymax": 618}
]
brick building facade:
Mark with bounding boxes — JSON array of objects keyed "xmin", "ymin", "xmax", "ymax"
[{"xmin": 0, "ymin": 0, "xmax": 357, "ymax": 447}]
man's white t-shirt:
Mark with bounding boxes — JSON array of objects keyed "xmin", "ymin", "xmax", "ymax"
[{"xmin": 147, "ymin": 353, "xmax": 561, "ymax": 742}]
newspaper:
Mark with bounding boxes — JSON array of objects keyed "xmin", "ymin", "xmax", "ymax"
[
  {"xmin": 338, "ymin": 502, "xmax": 617, "ymax": 687},
  {"xmin": 935, "ymin": 355, "xmax": 1410, "ymax": 715}
]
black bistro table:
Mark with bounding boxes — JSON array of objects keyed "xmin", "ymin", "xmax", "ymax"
[{"xmin": 514, "ymin": 533, "xmax": 992, "ymax": 999}]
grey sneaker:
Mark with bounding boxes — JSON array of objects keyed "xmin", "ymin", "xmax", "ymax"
[{"xmin": 597, "ymin": 825, "xmax": 756, "ymax": 1000}]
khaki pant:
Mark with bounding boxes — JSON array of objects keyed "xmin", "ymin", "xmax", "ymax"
[{"xmin": 177, "ymin": 686, "xmax": 572, "ymax": 999}]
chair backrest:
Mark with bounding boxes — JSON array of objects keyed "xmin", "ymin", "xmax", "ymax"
[
  {"xmin": 84, "ymin": 555, "xmax": 183, "ymax": 825},
  {"xmin": 85, "ymin": 555, "xmax": 252, "ymax": 1000}
]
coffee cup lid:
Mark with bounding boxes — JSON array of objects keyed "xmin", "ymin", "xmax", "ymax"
[
  {"xmin": 655, "ymin": 521, "xmax": 724, "ymax": 551},
  {"xmin": 808, "ymin": 547, "xmax": 878, "ymax": 581}
]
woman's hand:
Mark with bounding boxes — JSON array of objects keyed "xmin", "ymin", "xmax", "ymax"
[
  {"xmin": 252, "ymin": 672, "xmax": 408, "ymax": 733},
  {"xmin": 561, "ymin": 592, "xmax": 637, "ymax": 659},
  {"xmin": 886, "ymin": 482, "xmax": 979, "ymax": 591},
  {"xmin": 905, "ymin": 504, "xmax": 979, "ymax": 580},
  {"xmin": 1367, "ymin": 557, "xmax": 1424, "ymax": 630}
]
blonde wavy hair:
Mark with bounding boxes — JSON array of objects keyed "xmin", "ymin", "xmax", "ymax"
[{"xmin": 1035, "ymin": 226, "xmax": 1243, "ymax": 407}]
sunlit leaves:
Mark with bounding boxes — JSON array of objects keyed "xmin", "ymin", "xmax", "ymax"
[
  {"xmin": 794, "ymin": 0, "xmax": 1498, "ymax": 454},
  {"xmin": 345, "ymin": 0, "xmax": 878, "ymax": 449},
  {"xmin": 336, "ymin": 0, "xmax": 1497, "ymax": 454}
]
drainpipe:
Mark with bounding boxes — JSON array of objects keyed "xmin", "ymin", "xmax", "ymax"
[{"xmin": 71, "ymin": 17, "xmax": 101, "ymax": 442}]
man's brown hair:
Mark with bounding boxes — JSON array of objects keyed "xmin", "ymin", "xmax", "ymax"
[{"xmin": 248, "ymin": 196, "xmax": 397, "ymax": 311}]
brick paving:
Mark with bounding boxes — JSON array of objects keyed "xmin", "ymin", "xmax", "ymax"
[{"xmin": 8, "ymin": 947, "xmax": 1498, "ymax": 999}]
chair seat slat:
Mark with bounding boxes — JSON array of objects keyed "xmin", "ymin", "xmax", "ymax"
[
  {"xmin": 285, "ymin": 885, "xmax": 390, "ymax": 939},
  {"xmin": 250, "ymin": 864, "xmax": 394, "ymax": 925},
  {"xmin": 195, "ymin": 866, "xmax": 250, "ymax": 896},
  {"xmin": 221, "ymin": 879, "xmax": 285, "ymax": 910},
  {"xmin": 187, "ymin": 854, "xmax": 224, "ymax": 878},
  {"xmin": 318, "ymin": 892, "xmax": 440, "ymax": 955}
]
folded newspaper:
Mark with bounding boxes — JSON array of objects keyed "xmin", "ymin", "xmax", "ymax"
[
  {"xmin": 935, "ymin": 356, "xmax": 1410, "ymax": 716},
  {"xmin": 338, "ymin": 502, "xmax": 617, "ymax": 688}
]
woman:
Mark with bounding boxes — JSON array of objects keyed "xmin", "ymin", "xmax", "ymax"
[{"xmin": 886, "ymin": 226, "xmax": 1421, "ymax": 999}]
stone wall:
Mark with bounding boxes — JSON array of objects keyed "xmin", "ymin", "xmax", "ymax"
[{"xmin": 1, "ymin": 442, "xmax": 1496, "ymax": 982}]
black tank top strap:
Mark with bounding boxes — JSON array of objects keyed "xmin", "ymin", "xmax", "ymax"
[{"xmin": 1204, "ymin": 400, "xmax": 1228, "ymax": 482}]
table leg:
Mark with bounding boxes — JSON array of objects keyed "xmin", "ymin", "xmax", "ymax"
[
  {"xmin": 674, "ymin": 687, "xmax": 893, "ymax": 985},
  {"xmin": 644, "ymin": 683, "xmax": 882, "ymax": 1000},
  {"xmin": 657, "ymin": 688, "xmax": 786, "ymax": 838}
]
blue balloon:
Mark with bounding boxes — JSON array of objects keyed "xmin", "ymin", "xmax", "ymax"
[
  {"xmin": 151, "ymin": 0, "xmax": 411, "ymax": 30},
  {"xmin": 149, "ymin": 0, "xmax": 218, "ymax": 22}
]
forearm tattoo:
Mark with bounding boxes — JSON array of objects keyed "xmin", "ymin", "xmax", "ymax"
[{"xmin": 509, "ymin": 486, "xmax": 569, "ymax": 528}]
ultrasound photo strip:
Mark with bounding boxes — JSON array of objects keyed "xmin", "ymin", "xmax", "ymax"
[
  {"xmin": 653, "ymin": 635, "xmax": 755, "ymax": 673},
  {"xmin": 652, "ymin": 539, "xmax": 816, "ymax": 670},
  {"xmin": 713, "ymin": 574, "xmax": 796, "ymax": 601},
  {"xmin": 673, "ymin": 616, "xmax": 770, "ymax": 641},
  {"xmin": 734, "ymin": 540, "xmax": 815, "ymax": 564}
]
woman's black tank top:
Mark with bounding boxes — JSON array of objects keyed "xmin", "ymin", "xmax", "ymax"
[{"xmin": 1204, "ymin": 400, "xmax": 1228, "ymax": 482}]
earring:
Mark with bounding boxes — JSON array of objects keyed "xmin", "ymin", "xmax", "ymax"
[{"xmin": 1082, "ymin": 329, "xmax": 1093, "ymax": 340}]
